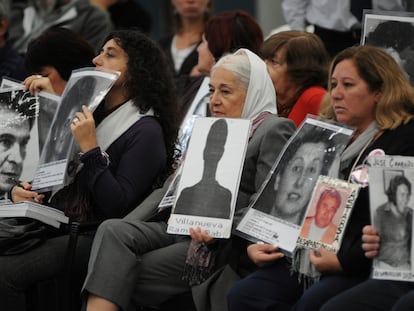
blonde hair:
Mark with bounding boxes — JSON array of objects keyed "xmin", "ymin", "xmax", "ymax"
[{"xmin": 320, "ymin": 45, "xmax": 414, "ymax": 130}]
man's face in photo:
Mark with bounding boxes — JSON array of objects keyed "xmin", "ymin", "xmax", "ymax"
[{"xmin": 0, "ymin": 110, "xmax": 31, "ymax": 193}]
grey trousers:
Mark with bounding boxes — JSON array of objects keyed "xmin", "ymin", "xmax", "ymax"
[{"xmin": 82, "ymin": 218, "xmax": 190, "ymax": 311}]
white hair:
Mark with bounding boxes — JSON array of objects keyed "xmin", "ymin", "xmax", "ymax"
[{"xmin": 211, "ymin": 49, "xmax": 250, "ymax": 91}]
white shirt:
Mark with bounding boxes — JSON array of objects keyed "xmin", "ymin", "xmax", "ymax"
[
  {"xmin": 170, "ymin": 35, "xmax": 197, "ymax": 73},
  {"xmin": 282, "ymin": 0, "xmax": 406, "ymax": 32}
]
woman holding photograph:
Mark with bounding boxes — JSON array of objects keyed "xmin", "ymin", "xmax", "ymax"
[
  {"xmin": 227, "ymin": 45, "xmax": 414, "ymax": 311},
  {"xmin": 0, "ymin": 29, "xmax": 178, "ymax": 310},
  {"xmin": 81, "ymin": 48, "xmax": 295, "ymax": 311}
]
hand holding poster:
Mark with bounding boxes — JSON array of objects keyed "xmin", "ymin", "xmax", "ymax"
[
  {"xmin": 367, "ymin": 155, "xmax": 414, "ymax": 281},
  {"xmin": 236, "ymin": 116, "xmax": 354, "ymax": 254},
  {"xmin": 167, "ymin": 117, "xmax": 251, "ymax": 238}
]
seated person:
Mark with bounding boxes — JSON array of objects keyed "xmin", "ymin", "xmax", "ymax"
[
  {"xmin": 261, "ymin": 31, "xmax": 329, "ymax": 126},
  {"xmin": 0, "ymin": 0, "xmax": 26, "ymax": 81},
  {"xmin": 0, "ymin": 29, "xmax": 178, "ymax": 311},
  {"xmin": 8, "ymin": 0, "xmax": 113, "ymax": 55},
  {"xmin": 81, "ymin": 49, "xmax": 295, "ymax": 311}
]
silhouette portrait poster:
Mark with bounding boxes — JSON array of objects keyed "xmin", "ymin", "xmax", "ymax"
[
  {"xmin": 236, "ymin": 116, "xmax": 354, "ymax": 255},
  {"xmin": 297, "ymin": 175, "xmax": 359, "ymax": 253},
  {"xmin": 367, "ymin": 155, "xmax": 414, "ymax": 281},
  {"xmin": 167, "ymin": 117, "xmax": 251, "ymax": 238},
  {"xmin": 31, "ymin": 68, "xmax": 119, "ymax": 191}
]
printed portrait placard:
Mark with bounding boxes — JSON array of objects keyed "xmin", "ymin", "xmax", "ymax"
[
  {"xmin": 31, "ymin": 68, "xmax": 119, "ymax": 190},
  {"xmin": 367, "ymin": 155, "xmax": 414, "ymax": 281},
  {"xmin": 236, "ymin": 116, "xmax": 354, "ymax": 255},
  {"xmin": 361, "ymin": 10, "xmax": 414, "ymax": 85},
  {"xmin": 0, "ymin": 89, "xmax": 39, "ymax": 201},
  {"xmin": 167, "ymin": 117, "xmax": 251, "ymax": 238},
  {"xmin": 297, "ymin": 176, "xmax": 360, "ymax": 253}
]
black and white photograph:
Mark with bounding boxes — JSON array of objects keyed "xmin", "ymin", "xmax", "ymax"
[
  {"xmin": 167, "ymin": 117, "xmax": 251, "ymax": 238},
  {"xmin": 236, "ymin": 116, "xmax": 354, "ymax": 254},
  {"xmin": 32, "ymin": 68, "xmax": 119, "ymax": 190},
  {"xmin": 0, "ymin": 89, "xmax": 38, "ymax": 201},
  {"xmin": 362, "ymin": 10, "xmax": 414, "ymax": 85},
  {"xmin": 297, "ymin": 176, "xmax": 359, "ymax": 253},
  {"xmin": 0, "ymin": 76, "xmax": 24, "ymax": 90},
  {"xmin": 367, "ymin": 155, "xmax": 414, "ymax": 281}
]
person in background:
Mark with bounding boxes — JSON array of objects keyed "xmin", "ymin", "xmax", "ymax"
[
  {"xmin": 321, "ymin": 225, "xmax": 414, "ymax": 310},
  {"xmin": 81, "ymin": 48, "xmax": 295, "ymax": 311},
  {"xmin": 365, "ymin": 20, "xmax": 414, "ymax": 85},
  {"xmin": 178, "ymin": 9, "xmax": 263, "ymax": 152},
  {"xmin": 23, "ymin": 26, "xmax": 95, "ymax": 96},
  {"xmin": 0, "ymin": 29, "xmax": 178, "ymax": 311},
  {"xmin": 22, "ymin": 26, "xmax": 96, "ymax": 151},
  {"xmin": 0, "ymin": 91, "xmax": 36, "ymax": 199},
  {"xmin": 0, "ymin": 0, "xmax": 26, "ymax": 81},
  {"xmin": 158, "ymin": 0, "xmax": 211, "ymax": 96},
  {"xmin": 227, "ymin": 45, "xmax": 414, "ymax": 311},
  {"xmin": 8, "ymin": 0, "xmax": 113, "ymax": 55},
  {"xmin": 261, "ymin": 31, "xmax": 329, "ymax": 126},
  {"xmin": 282, "ymin": 0, "xmax": 406, "ymax": 58}
]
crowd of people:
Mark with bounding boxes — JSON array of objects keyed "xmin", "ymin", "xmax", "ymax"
[{"xmin": 1, "ymin": 0, "xmax": 414, "ymax": 311}]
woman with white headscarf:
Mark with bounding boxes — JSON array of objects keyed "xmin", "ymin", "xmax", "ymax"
[{"xmin": 82, "ymin": 48, "xmax": 296, "ymax": 311}]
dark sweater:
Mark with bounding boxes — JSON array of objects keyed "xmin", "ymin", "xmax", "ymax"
[{"xmin": 54, "ymin": 116, "xmax": 167, "ymax": 221}]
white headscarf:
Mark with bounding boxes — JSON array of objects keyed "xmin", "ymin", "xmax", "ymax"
[{"xmin": 240, "ymin": 48, "xmax": 277, "ymax": 120}]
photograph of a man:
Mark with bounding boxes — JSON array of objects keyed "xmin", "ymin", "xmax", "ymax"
[
  {"xmin": 300, "ymin": 187, "xmax": 342, "ymax": 245},
  {"xmin": 41, "ymin": 75, "xmax": 96, "ymax": 164},
  {"xmin": 374, "ymin": 174, "xmax": 412, "ymax": 270},
  {"xmin": 0, "ymin": 90, "xmax": 36, "ymax": 198},
  {"xmin": 173, "ymin": 118, "xmax": 232, "ymax": 219}
]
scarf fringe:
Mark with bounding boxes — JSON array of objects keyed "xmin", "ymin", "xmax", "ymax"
[{"xmin": 182, "ymin": 240, "xmax": 217, "ymax": 286}]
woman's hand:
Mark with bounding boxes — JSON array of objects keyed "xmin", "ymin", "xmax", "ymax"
[
  {"xmin": 309, "ymin": 247, "xmax": 342, "ymax": 273},
  {"xmin": 189, "ymin": 227, "xmax": 215, "ymax": 245},
  {"xmin": 247, "ymin": 243, "xmax": 284, "ymax": 267},
  {"xmin": 362, "ymin": 225, "xmax": 381, "ymax": 258},
  {"xmin": 11, "ymin": 182, "xmax": 44, "ymax": 203},
  {"xmin": 70, "ymin": 105, "xmax": 98, "ymax": 153},
  {"xmin": 23, "ymin": 75, "xmax": 56, "ymax": 95}
]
